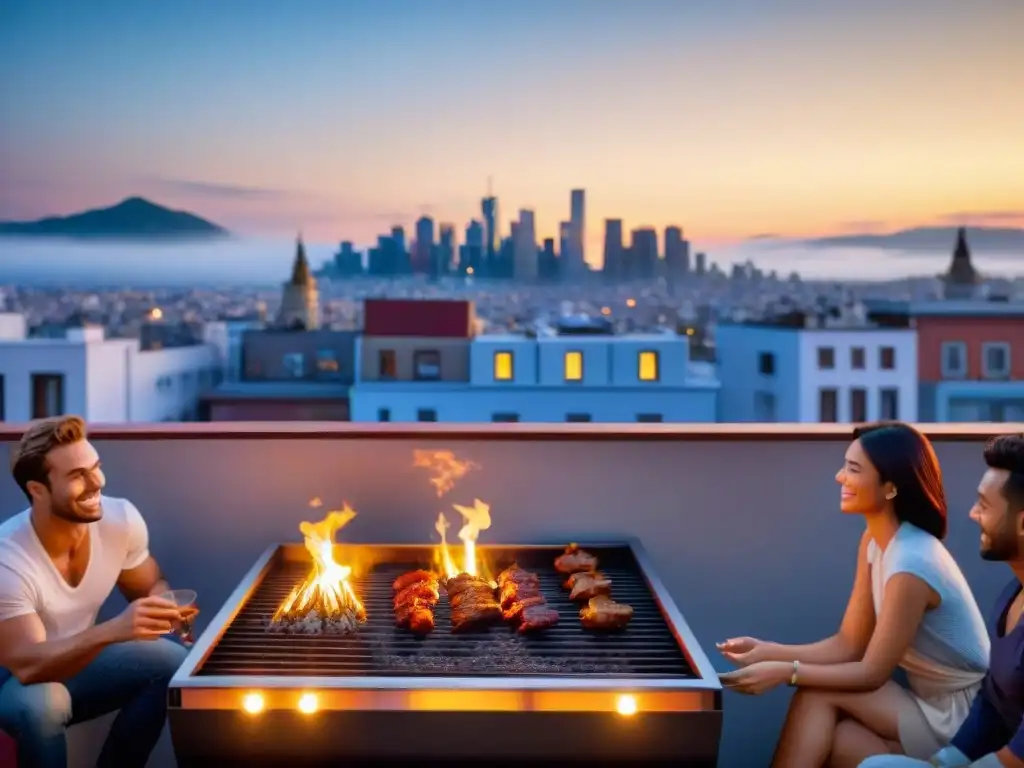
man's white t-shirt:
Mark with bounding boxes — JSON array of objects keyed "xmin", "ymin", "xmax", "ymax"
[{"xmin": 0, "ymin": 495, "xmax": 150, "ymax": 641}]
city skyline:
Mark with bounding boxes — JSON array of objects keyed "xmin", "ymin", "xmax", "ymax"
[{"xmin": 2, "ymin": 0, "xmax": 1022, "ymax": 253}]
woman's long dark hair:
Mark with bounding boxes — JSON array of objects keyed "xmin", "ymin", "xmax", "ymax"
[{"xmin": 853, "ymin": 422, "xmax": 947, "ymax": 539}]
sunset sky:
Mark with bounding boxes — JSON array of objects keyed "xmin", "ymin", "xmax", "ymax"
[{"xmin": 2, "ymin": 0, "xmax": 1022, "ymax": 251}]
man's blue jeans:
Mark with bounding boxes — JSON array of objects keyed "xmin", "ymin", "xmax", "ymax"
[{"xmin": 0, "ymin": 638, "xmax": 188, "ymax": 768}]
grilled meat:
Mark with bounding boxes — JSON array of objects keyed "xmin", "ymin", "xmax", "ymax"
[
  {"xmin": 393, "ymin": 571, "xmax": 439, "ymax": 634},
  {"xmin": 395, "ymin": 597, "xmax": 435, "ymax": 634},
  {"xmin": 580, "ymin": 595, "xmax": 633, "ymax": 630},
  {"xmin": 554, "ymin": 543, "xmax": 599, "ymax": 575},
  {"xmin": 497, "ymin": 564, "xmax": 540, "ymax": 588},
  {"xmin": 568, "ymin": 572, "xmax": 612, "ymax": 602},
  {"xmin": 392, "ymin": 569, "xmax": 436, "ymax": 592},
  {"xmin": 446, "ymin": 573, "xmax": 501, "ymax": 632},
  {"xmin": 519, "ymin": 605, "xmax": 560, "ymax": 633},
  {"xmin": 502, "ymin": 595, "xmax": 547, "ymax": 621},
  {"xmin": 499, "ymin": 579, "xmax": 542, "ymax": 610},
  {"xmin": 394, "ymin": 580, "xmax": 440, "ymax": 609},
  {"xmin": 450, "ymin": 600, "xmax": 502, "ymax": 632}
]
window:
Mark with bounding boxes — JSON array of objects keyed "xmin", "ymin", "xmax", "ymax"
[
  {"xmin": 880, "ymin": 388, "xmax": 900, "ymax": 420},
  {"xmin": 818, "ymin": 388, "xmax": 838, "ymax": 422},
  {"xmin": 413, "ymin": 349, "xmax": 441, "ymax": 380},
  {"xmin": 378, "ymin": 349, "xmax": 397, "ymax": 378},
  {"xmin": 316, "ymin": 349, "xmax": 339, "ymax": 375},
  {"xmin": 758, "ymin": 352, "xmax": 775, "ymax": 376},
  {"xmin": 850, "ymin": 388, "xmax": 868, "ymax": 422},
  {"xmin": 636, "ymin": 413, "xmax": 663, "ymax": 423},
  {"xmin": 31, "ymin": 374, "xmax": 65, "ymax": 419},
  {"xmin": 754, "ymin": 391, "xmax": 777, "ymax": 422},
  {"xmin": 941, "ymin": 341, "xmax": 967, "ymax": 378},
  {"xmin": 638, "ymin": 350, "xmax": 659, "ymax": 381},
  {"xmin": 982, "ymin": 342, "xmax": 1011, "ymax": 379},
  {"xmin": 492, "ymin": 412, "xmax": 519, "ymax": 422},
  {"xmin": 566, "ymin": 413, "xmax": 592, "ymax": 422},
  {"xmin": 850, "ymin": 347, "xmax": 865, "ymax": 370},
  {"xmin": 283, "ymin": 352, "xmax": 305, "ymax": 378},
  {"xmin": 817, "ymin": 347, "xmax": 835, "ymax": 370},
  {"xmin": 417, "ymin": 408, "xmax": 437, "ymax": 422},
  {"xmin": 377, "ymin": 408, "xmax": 391, "ymax": 422},
  {"xmin": 493, "ymin": 351, "xmax": 514, "ymax": 381},
  {"xmin": 564, "ymin": 350, "xmax": 583, "ymax": 382},
  {"xmin": 879, "ymin": 346, "xmax": 896, "ymax": 370}
]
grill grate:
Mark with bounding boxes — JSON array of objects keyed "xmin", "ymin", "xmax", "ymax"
[{"xmin": 195, "ymin": 546, "xmax": 696, "ymax": 679}]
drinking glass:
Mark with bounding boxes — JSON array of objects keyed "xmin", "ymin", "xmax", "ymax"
[{"xmin": 162, "ymin": 589, "xmax": 198, "ymax": 647}]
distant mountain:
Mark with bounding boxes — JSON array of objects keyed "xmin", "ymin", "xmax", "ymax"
[
  {"xmin": 802, "ymin": 226, "xmax": 1024, "ymax": 252},
  {"xmin": 0, "ymin": 197, "xmax": 229, "ymax": 241}
]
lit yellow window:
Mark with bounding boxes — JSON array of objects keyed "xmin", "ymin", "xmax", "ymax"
[
  {"xmin": 564, "ymin": 350, "xmax": 583, "ymax": 381},
  {"xmin": 638, "ymin": 350, "xmax": 659, "ymax": 381},
  {"xmin": 493, "ymin": 351, "xmax": 513, "ymax": 381}
]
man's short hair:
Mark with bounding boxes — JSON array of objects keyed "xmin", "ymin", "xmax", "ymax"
[
  {"xmin": 983, "ymin": 433, "xmax": 1024, "ymax": 512},
  {"xmin": 10, "ymin": 416, "xmax": 88, "ymax": 499}
]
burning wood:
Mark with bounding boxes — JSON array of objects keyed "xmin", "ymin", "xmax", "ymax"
[{"xmin": 267, "ymin": 503, "xmax": 367, "ymax": 635}]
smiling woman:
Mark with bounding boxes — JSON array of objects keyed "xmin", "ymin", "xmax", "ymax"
[{"xmin": 718, "ymin": 422, "xmax": 990, "ymax": 768}]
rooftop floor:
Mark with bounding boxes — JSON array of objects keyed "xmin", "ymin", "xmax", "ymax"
[{"xmin": 0, "ymin": 422, "xmax": 1017, "ymax": 766}]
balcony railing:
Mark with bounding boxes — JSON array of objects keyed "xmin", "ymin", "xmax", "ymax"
[{"xmin": 0, "ymin": 422, "xmax": 1016, "ymax": 767}]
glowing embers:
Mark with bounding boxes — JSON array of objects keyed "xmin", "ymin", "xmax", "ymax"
[{"xmin": 267, "ymin": 501, "xmax": 366, "ymax": 635}]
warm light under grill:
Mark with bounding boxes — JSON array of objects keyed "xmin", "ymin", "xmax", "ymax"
[
  {"xmin": 297, "ymin": 693, "xmax": 318, "ymax": 714},
  {"xmin": 241, "ymin": 692, "xmax": 264, "ymax": 714},
  {"xmin": 616, "ymin": 694, "xmax": 638, "ymax": 716}
]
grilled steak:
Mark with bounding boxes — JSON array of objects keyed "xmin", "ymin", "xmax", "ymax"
[{"xmin": 554, "ymin": 543, "xmax": 599, "ymax": 575}]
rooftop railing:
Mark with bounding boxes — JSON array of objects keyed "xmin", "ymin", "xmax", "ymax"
[{"xmin": 0, "ymin": 422, "xmax": 1016, "ymax": 766}]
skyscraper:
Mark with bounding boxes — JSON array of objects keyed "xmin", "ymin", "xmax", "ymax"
[
  {"xmin": 514, "ymin": 209, "xmax": 538, "ymax": 280},
  {"xmin": 481, "ymin": 195, "xmax": 498, "ymax": 275},
  {"xmin": 664, "ymin": 226, "xmax": 690, "ymax": 281},
  {"xmin": 414, "ymin": 216, "xmax": 435, "ymax": 274},
  {"xmin": 437, "ymin": 223, "xmax": 456, "ymax": 278},
  {"xmin": 602, "ymin": 219, "xmax": 624, "ymax": 279},
  {"xmin": 630, "ymin": 227, "xmax": 658, "ymax": 279},
  {"xmin": 569, "ymin": 188, "xmax": 586, "ymax": 275}
]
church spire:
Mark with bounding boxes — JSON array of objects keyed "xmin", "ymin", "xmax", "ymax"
[
  {"xmin": 942, "ymin": 227, "xmax": 980, "ymax": 299},
  {"xmin": 289, "ymin": 233, "xmax": 311, "ymax": 285}
]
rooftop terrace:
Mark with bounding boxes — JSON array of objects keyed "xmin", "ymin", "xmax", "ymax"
[{"xmin": 0, "ymin": 422, "xmax": 1017, "ymax": 766}]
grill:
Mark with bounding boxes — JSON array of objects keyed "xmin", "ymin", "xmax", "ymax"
[{"xmin": 169, "ymin": 541, "xmax": 722, "ymax": 766}]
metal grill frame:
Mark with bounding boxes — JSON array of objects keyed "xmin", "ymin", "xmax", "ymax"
[{"xmin": 169, "ymin": 538, "xmax": 721, "ymax": 702}]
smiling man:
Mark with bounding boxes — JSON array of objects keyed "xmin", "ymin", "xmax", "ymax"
[
  {"xmin": 861, "ymin": 434, "xmax": 1024, "ymax": 768},
  {"xmin": 0, "ymin": 416, "xmax": 190, "ymax": 768}
]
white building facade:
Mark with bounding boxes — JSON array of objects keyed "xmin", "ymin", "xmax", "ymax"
[
  {"xmin": 350, "ymin": 331, "xmax": 719, "ymax": 423},
  {"xmin": 0, "ymin": 318, "xmax": 221, "ymax": 423},
  {"xmin": 716, "ymin": 322, "xmax": 918, "ymax": 423}
]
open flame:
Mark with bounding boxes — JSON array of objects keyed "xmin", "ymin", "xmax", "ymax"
[
  {"xmin": 415, "ymin": 450, "xmax": 492, "ymax": 581},
  {"xmin": 435, "ymin": 499, "xmax": 492, "ymax": 580},
  {"xmin": 413, "ymin": 449, "xmax": 478, "ymax": 498},
  {"xmin": 273, "ymin": 502, "xmax": 365, "ymax": 623}
]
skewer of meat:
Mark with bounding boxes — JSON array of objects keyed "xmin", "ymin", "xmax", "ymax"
[
  {"xmin": 392, "ymin": 570, "xmax": 439, "ymax": 635},
  {"xmin": 496, "ymin": 564, "xmax": 559, "ymax": 633},
  {"xmin": 446, "ymin": 573, "xmax": 502, "ymax": 632}
]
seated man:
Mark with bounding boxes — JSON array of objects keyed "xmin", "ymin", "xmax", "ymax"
[
  {"xmin": 0, "ymin": 416, "xmax": 191, "ymax": 768},
  {"xmin": 861, "ymin": 434, "xmax": 1024, "ymax": 768}
]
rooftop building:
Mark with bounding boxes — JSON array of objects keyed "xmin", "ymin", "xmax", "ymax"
[
  {"xmin": 715, "ymin": 302, "xmax": 918, "ymax": 423},
  {"xmin": 0, "ymin": 313, "xmax": 220, "ymax": 422}
]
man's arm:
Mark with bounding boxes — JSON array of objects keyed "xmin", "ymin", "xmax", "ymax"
[
  {"xmin": 942, "ymin": 687, "xmax": 1013, "ymax": 764},
  {"xmin": 116, "ymin": 499, "xmax": 169, "ymax": 601},
  {"xmin": 0, "ymin": 613, "xmax": 116, "ymax": 685},
  {"xmin": 118, "ymin": 555, "xmax": 169, "ymax": 601}
]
